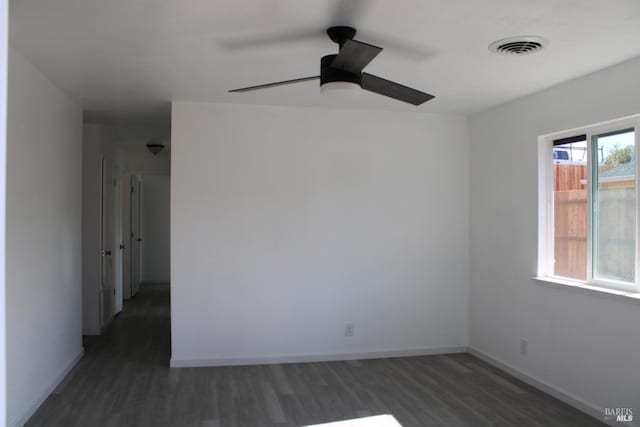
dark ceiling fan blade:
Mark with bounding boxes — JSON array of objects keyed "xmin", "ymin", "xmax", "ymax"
[
  {"xmin": 361, "ymin": 73, "xmax": 434, "ymax": 105},
  {"xmin": 229, "ymin": 76, "xmax": 320, "ymax": 93},
  {"xmin": 331, "ymin": 39, "xmax": 382, "ymax": 73}
]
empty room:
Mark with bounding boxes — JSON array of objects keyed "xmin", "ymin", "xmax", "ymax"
[{"xmin": 1, "ymin": 0, "xmax": 639, "ymax": 426}]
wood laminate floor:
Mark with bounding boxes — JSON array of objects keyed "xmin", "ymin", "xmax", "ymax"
[{"xmin": 26, "ymin": 284, "xmax": 604, "ymax": 427}]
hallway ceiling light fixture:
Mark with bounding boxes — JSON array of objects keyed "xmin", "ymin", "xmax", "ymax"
[{"xmin": 146, "ymin": 141, "xmax": 165, "ymax": 156}]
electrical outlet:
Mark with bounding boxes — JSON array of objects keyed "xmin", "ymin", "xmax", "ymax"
[
  {"xmin": 345, "ymin": 323, "xmax": 354, "ymax": 337},
  {"xmin": 520, "ymin": 338, "xmax": 528, "ymax": 355}
]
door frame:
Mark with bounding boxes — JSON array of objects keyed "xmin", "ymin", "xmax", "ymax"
[
  {"xmin": 127, "ymin": 171, "xmax": 170, "ymax": 295},
  {"xmin": 130, "ymin": 174, "xmax": 142, "ymax": 297},
  {"xmin": 122, "ymin": 173, "xmax": 132, "ymax": 300},
  {"xmin": 113, "ymin": 164, "xmax": 123, "ymax": 315}
]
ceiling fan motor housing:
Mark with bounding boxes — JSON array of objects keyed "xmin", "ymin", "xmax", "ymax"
[
  {"xmin": 320, "ymin": 54, "xmax": 361, "ymax": 86},
  {"xmin": 326, "ymin": 26, "xmax": 357, "ymax": 47}
]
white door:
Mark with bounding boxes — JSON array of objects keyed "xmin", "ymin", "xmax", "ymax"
[
  {"xmin": 130, "ymin": 175, "xmax": 142, "ymax": 296},
  {"xmin": 100, "ymin": 157, "xmax": 116, "ymax": 328},
  {"xmin": 122, "ymin": 173, "xmax": 132, "ymax": 300},
  {"xmin": 113, "ymin": 165, "xmax": 123, "ymax": 315}
]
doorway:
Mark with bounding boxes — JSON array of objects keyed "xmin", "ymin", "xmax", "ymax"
[
  {"xmin": 126, "ymin": 174, "xmax": 142, "ymax": 298},
  {"xmin": 138, "ymin": 175, "xmax": 170, "ymax": 286},
  {"xmin": 99, "ymin": 157, "xmax": 123, "ymax": 328},
  {"xmin": 122, "ymin": 173, "xmax": 170, "ymax": 301},
  {"xmin": 99, "ymin": 170, "xmax": 170, "ymax": 329}
]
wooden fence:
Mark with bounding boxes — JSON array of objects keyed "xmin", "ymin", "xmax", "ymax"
[
  {"xmin": 554, "ymin": 189, "xmax": 587, "ymax": 280},
  {"xmin": 553, "ymin": 165, "xmax": 587, "ymax": 279},
  {"xmin": 554, "ymin": 164, "xmax": 587, "ymax": 191},
  {"xmin": 553, "ymin": 164, "xmax": 635, "ymax": 281}
]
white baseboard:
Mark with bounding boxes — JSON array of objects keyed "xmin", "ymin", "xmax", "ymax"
[
  {"xmin": 468, "ymin": 346, "xmax": 636, "ymax": 427},
  {"xmin": 9, "ymin": 348, "xmax": 84, "ymax": 427},
  {"xmin": 170, "ymin": 345, "xmax": 467, "ymax": 368}
]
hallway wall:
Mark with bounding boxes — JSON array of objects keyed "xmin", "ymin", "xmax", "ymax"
[
  {"xmin": 140, "ymin": 175, "xmax": 170, "ymax": 283},
  {"xmin": 0, "ymin": 0, "xmax": 7, "ymax": 422},
  {"xmin": 81, "ymin": 124, "xmax": 102, "ymax": 334},
  {"xmin": 6, "ymin": 48, "xmax": 83, "ymax": 427}
]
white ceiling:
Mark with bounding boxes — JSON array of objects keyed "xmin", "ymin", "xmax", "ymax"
[{"xmin": 9, "ymin": 0, "xmax": 640, "ymax": 124}]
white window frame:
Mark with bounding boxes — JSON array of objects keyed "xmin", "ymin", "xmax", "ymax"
[{"xmin": 538, "ymin": 115, "xmax": 640, "ymax": 294}]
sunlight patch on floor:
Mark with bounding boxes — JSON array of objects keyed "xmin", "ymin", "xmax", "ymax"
[{"xmin": 303, "ymin": 414, "xmax": 402, "ymax": 427}]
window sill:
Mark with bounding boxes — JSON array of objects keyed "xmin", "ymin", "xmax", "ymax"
[{"xmin": 533, "ymin": 276, "xmax": 640, "ymax": 305}]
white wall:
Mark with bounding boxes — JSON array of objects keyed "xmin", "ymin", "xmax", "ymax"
[
  {"xmin": 81, "ymin": 124, "xmax": 102, "ymax": 334},
  {"xmin": 171, "ymin": 101, "xmax": 469, "ymax": 366},
  {"xmin": 0, "ymin": 0, "xmax": 8, "ymax": 422},
  {"xmin": 469, "ymin": 56, "xmax": 640, "ymax": 422},
  {"xmin": 6, "ymin": 48, "xmax": 83, "ymax": 427},
  {"xmin": 140, "ymin": 175, "xmax": 170, "ymax": 283}
]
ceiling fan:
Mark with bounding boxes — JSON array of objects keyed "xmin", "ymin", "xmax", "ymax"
[{"xmin": 229, "ymin": 26, "xmax": 434, "ymax": 106}]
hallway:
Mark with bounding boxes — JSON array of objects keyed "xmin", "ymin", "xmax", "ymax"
[
  {"xmin": 26, "ymin": 284, "xmax": 171, "ymax": 427},
  {"xmin": 26, "ymin": 284, "xmax": 603, "ymax": 427}
]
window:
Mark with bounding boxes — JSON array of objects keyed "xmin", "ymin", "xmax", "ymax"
[{"xmin": 539, "ymin": 117, "xmax": 639, "ymax": 293}]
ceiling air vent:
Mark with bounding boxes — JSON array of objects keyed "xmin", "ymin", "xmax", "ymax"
[{"xmin": 489, "ymin": 36, "xmax": 548, "ymax": 56}]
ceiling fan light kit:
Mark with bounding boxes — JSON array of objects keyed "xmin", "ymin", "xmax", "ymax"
[
  {"xmin": 320, "ymin": 52, "xmax": 362, "ymax": 97},
  {"xmin": 229, "ymin": 26, "xmax": 434, "ymax": 106},
  {"xmin": 320, "ymin": 81, "xmax": 361, "ymax": 97}
]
